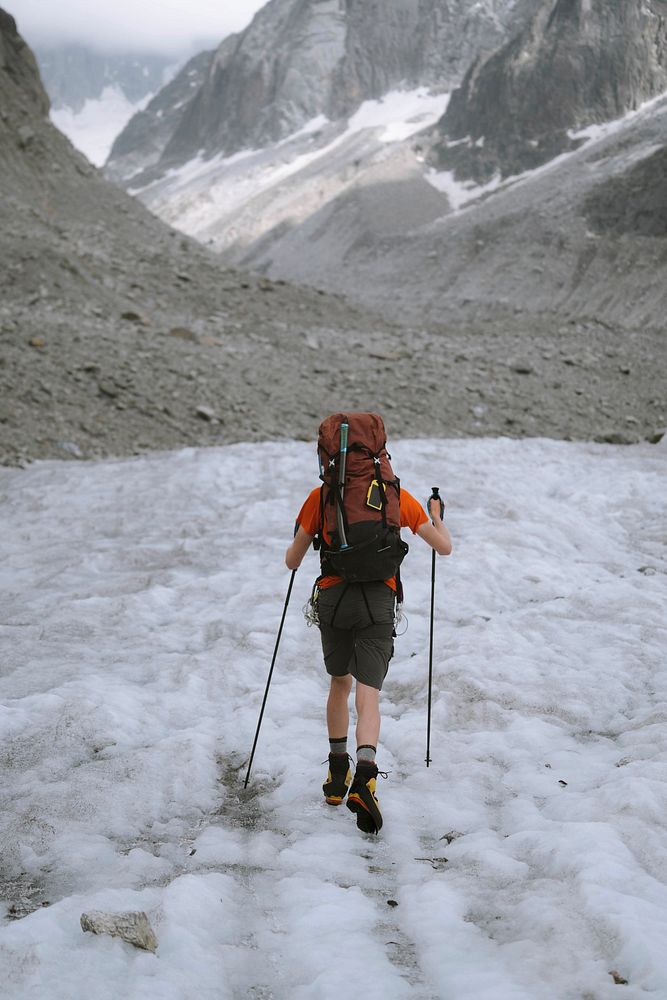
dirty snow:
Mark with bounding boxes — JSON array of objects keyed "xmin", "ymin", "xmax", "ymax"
[{"xmin": 1, "ymin": 437, "xmax": 666, "ymax": 999}]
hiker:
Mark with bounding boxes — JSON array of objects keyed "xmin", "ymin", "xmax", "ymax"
[{"xmin": 285, "ymin": 412, "xmax": 452, "ymax": 834}]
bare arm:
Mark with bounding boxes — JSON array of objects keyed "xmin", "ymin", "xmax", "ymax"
[
  {"xmin": 416, "ymin": 497, "xmax": 453, "ymax": 556},
  {"xmin": 285, "ymin": 525, "xmax": 315, "ymax": 570}
]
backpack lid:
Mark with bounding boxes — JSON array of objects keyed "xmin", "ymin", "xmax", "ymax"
[{"xmin": 317, "ymin": 412, "xmax": 387, "ymax": 463}]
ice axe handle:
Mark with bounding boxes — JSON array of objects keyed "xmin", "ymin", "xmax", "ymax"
[{"xmin": 429, "ymin": 487, "xmax": 444, "ymax": 521}]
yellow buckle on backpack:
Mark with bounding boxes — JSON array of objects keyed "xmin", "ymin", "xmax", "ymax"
[{"xmin": 366, "ymin": 480, "xmax": 385, "ymax": 511}]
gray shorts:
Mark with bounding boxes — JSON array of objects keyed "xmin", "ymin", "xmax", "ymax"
[{"xmin": 317, "ymin": 582, "xmax": 395, "ymax": 691}]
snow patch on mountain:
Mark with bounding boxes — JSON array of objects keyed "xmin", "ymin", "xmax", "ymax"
[
  {"xmin": 346, "ymin": 88, "xmax": 451, "ymax": 141},
  {"xmin": 426, "ymin": 87, "xmax": 667, "ymax": 212},
  {"xmin": 51, "ymin": 87, "xmax": 155, "ymax": 166},
  {"xmin": 132, "ymin": 88, "xmax": 450, "ymax": 250}
]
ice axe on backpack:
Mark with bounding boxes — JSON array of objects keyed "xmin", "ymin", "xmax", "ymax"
[
  {"xmin": 426, "ymin": 486, "xmax": 444, "ymax": 767},
  {"xmin": 336, "ymin": 421, "xmax": 349, "ymax": 548}
]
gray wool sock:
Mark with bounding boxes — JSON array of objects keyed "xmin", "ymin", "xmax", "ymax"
[
  {"xmin": 329, "ymin": 737, "xmax": 348, "ymax": 756},
  {"xmin": 356, "ymin": 744, "xmax": 376, "ymax": 764}
]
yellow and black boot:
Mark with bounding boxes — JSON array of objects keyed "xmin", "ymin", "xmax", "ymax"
[
  {"xmin": 323, "ymin": 753, "xmax": 352, "ymax": 805},
  {"xmin": 347, "ymin": 762, "xmax": 383, "ymax": 833}
]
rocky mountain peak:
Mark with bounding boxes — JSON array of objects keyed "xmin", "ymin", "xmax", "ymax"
[
  {"xmin": 160, "ymin": 0, "xmax": 348, "ymax": 166},
  {"xmin": 105, "ymin": 48, "xmax": 214, "ymax": 184},
  {"xmin": 431, "ymin": 0, "xmax": 667, "ymax": 182},
  {"xmin": 0, "ymin": 8, "xmax": 49, "ymax": 118},
  {"xmin": 106, "ymin": 0, "xmax": 538, "ymax": 185}
]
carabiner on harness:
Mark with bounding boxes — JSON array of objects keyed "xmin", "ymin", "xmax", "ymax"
[{"xmin": 303, "ymin": 582, "xmax": 320, "ymax": 627}]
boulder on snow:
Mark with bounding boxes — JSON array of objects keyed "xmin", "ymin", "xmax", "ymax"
[{"xmin": 80, "ymin": 909, "xmax": 158, "ymax": 953}]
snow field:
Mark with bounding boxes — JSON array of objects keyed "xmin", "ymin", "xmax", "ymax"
[{"xmin": 0, "ymin": 437, "xmax": 666, "ymax": 998}]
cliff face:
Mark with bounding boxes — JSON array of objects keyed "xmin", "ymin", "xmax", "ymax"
[
  {"xmin": 584, "ymin": 145, "xmax": 667, "ymax": 239},
  {"xmin": 431, "ymin": 0, "xmax": 667, "ymax": 182},
  {"xmin": 249, "ymin": 86, "xmax": 667, "ymax": 336},
  {"xmin": 104, "ymin": 49, "xmax": 213, "ymax": 184},
  {"xmin": 106, "ymin": 0, "xmax": 536, "ymax": 183},
  {"xmin": 0, "ymin": 8, "xmax": 49, "ymax": 119}
]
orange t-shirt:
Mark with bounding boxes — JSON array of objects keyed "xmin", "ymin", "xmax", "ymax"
[{"xmin": 296, "ymin": 486, "xmax": 428, "ymax": 590}]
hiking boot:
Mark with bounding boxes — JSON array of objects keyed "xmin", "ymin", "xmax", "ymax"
[
  {"xmin": 346, "ymin": 761, "xmax": 383, "ymax": 834},
  {"xmin": 323, "ymin": 753, "xmax": 352, "ymax": 805}
]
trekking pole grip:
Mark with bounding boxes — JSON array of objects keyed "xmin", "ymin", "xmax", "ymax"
[{"xmin": 429, "ymin": 486, "xmax": 444, "ymax": 521}]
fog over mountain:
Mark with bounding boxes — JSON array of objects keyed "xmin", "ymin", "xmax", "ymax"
[
  {"xmin": 34, "ymin": 44, "xmax": 174, "ymax": 113},
  {"xmin": 6, "ymin": 0, "xmax": 264, "ymax": 56},
  {"xmin": 30, "ymin": 43, "xmax": 180, "ymax": 164}
]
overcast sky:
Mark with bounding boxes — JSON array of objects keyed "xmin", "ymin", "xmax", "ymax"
[{"xmin": 9, "ymin": 0, "xmax": 268, "ymax": 55}]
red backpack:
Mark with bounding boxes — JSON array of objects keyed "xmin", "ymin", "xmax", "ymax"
[{"xmin": 316, "ymin": 412, "xmax": 408, "ymax": 583}]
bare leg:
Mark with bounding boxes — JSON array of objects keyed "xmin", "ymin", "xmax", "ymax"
[
  {"xmin": 326, "ymin": 674, "xmax": 353, "ymax": 738},
  {"xmin": 355, "ymin": 681, "xmax": 380, "ymax": 751},
  {"xmin": 346, "ymin": 681, "xmax": 383, "ymax": 833}
]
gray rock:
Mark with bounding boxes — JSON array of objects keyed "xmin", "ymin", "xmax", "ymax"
[
  {"xmin": 169, "ymin": 326, "xmax": 198, "ymax": 341},
  {"xmin": 195, "ymin": 405, "xmax": 217, "ymax": 421},
  {"xmin": 58, "ymin": 440, "xmax": 83, "ymax": 457},
  {"xmin": 510, "ymin": 360, "xmax": 535, "ymax": 375},
  {"xmin": 97, "ymin": 380, "xmax": 119, "ymax": 398},
  {"xmin": 595, "ymin": 431, "xmax": 639, "ymax": 446},
  {"xmin": 17, "ymin": 124, "xmax": 35, "ymax": 148},
  {"xmin": 80, "ymin": 910, "xmax": 158, "ymax": 953}
]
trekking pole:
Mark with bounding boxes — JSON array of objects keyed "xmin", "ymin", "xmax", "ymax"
[
  {"xmin": 243, "ymin": 569, "xmax": 296, "ymax": 788},
  {"xmin": 426, "ymin": 486, "xmax": 444, "ymax": 767}
]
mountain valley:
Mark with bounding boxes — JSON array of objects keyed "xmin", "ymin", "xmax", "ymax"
[{"xmin": 1, "ymin": 0, "xmax": 665, "ymax": 466}]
